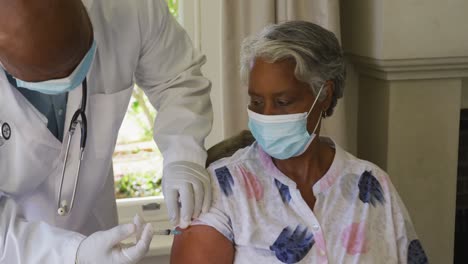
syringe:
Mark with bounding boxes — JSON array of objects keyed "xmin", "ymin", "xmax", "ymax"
[{"xmin": 153, "ymin": 229, "xmax": 182, "ymax": 236}]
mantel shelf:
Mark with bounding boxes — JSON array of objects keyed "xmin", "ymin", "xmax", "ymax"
[{"xmin": 348, "ymin": 55, "xmax": 468, "ymax": 80}]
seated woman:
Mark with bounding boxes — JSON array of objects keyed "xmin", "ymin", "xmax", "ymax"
[{"xmin": 171, "ymin": 21, "xmax": 428, "ymax": 264}]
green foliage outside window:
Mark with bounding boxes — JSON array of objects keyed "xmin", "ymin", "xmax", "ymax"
[
  {"xmin": 166, "ymin": 0, "xmax": 179, "ymax": 18},
  {"xmin": 116, "ymin": 172, "xmax": 162, "ymax": 199}
]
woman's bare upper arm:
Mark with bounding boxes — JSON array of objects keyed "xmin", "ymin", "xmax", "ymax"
[{"xmin": 170, "ymin": 225, "xmax": 235, "ymax": 264}]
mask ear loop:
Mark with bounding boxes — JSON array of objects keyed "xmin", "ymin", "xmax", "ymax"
[
  {"xmin": 306, "ymin": 83, "xmax": 326, "ymax": 117},
  {"xmin": 306, "ymin": 83, "xmax": 326, "ymax": 135}
]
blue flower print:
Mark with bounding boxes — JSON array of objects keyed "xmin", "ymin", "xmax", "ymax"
[
  {"xmin": 408, "ymin": 240, "xmax": 428, "ymax": 264},
  {"xmin": 215, "ymin": 166, "xmax": 234, "ymax": 197},
  {"xmin": 358, "ymin": 170, "xmax": 385, "ymax": 206},
  {"xmin": 269, "ymin": 225, "xmax": 315, "ymax": 264},
  {"xmin": 275, "ymin": 179, "xmax": 291, "ymax": 204}
]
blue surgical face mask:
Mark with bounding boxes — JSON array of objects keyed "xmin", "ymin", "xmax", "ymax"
[
  {"xmin": 8, "ymin": 41, "xmax": 96, "ymax": 95},
  {"xmin": 248, "ymin": 84, "xmax": 325, "ymax": 160}
]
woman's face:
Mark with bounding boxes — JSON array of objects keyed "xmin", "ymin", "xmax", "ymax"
[{"xmin": 248, "ymin": 58, "xmax": 332, "ymax": 133}]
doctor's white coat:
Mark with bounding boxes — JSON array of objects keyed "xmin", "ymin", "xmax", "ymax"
[{"xmin": 0, "ymin": 0, "xmax": 212, "ymax": 262}]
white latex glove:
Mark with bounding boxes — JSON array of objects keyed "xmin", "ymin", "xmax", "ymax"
[
  {"xmin": 162, "ymin": 161, "xmax": 211, "ymax": 228},
  {"xmin": 133, "ymin": 213, "xmax": 147, "ymax": 241},
  {"xmin": 76, "ymin": 215, "xmax": 153, "ymax": 264}
]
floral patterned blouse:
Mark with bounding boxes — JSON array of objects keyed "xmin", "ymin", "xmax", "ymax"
[{"xmin": 196, "ymin": 138, "xmax": 428, "ymax": 264}]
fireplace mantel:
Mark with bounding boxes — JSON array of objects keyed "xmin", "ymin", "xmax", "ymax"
[{"xmin": 349, "ymin": 55, "xmax": 468, "ymax": 81}]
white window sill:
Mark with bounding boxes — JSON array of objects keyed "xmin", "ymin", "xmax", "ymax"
[
  {"xmin": 117, "ymin": 196, "xmax": 169, "ymax": 223},
  {"xmin": 117, "ymin": 196, "xmax": 174, "ymax": 257},
  {"xmin": 147, "ymin": 229, "xmax": 174, "ymax": 257}
]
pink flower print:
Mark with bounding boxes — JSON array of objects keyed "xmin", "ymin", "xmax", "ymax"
[
  {"xmin": 379, "ymin": 173, "xmax": 390, "ymax": 194},
  {"xmin": 317, "ymin": 173, "xmax": 337, "ymax": 193},
  {"xmin": 238, "ymin": 165, "xmax": 264, "ymax": 201},
  {"xmin": 258, "ymin": 146, "xmax": 276, "ymax": 172},
  {"xmin": 341, "ymin": 222, "xmax": 369, "ymax": 255}
]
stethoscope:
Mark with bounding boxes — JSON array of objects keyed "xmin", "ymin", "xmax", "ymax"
[
  {"xmin": 57, "ymin": 79, "xmax": 88, "ymax": 216},
  {"xmin": 1, "ymin": 69, "xmax": 88, "ymax": 216}
]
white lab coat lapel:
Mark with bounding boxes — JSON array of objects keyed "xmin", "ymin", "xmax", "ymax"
[
  {"xmin": 0, "ymin": 71, "xmax": 62, "ymax": 196},
  {"xmin": 0, "ymin": 69, "xmax": 91, "ymax": 227}
]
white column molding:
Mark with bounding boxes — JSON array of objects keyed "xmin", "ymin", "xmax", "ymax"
[{"xmin": 349, "ymin": 55, "xmax": 468, "ymax": 81}]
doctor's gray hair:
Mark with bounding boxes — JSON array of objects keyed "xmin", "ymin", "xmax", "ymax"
[{"xmin": 240, "ymin": 21, "xmax": 346, "ymax": 116}]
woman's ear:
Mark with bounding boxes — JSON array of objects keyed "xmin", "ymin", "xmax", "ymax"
[{"xmin": 322, "ymin": 80, "xmax": 334, "ymax": 116}]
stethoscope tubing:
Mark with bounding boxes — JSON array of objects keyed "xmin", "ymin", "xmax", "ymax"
[{"xmin": 57, "ymin": 79, "xmax": 88, "ymax": 216}]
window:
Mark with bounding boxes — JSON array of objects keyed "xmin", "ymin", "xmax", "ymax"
[
  {"xmin": 113, "ymin": 86, "xmax": 162, "ymax": 200},
  {"xmin": 114, "ymin": 0, "xmax": 180, "ymax": 224},
  {"xmin": 111, "ymin": 1, "xmax": 226, "ymax": 258},
  {"xmin": 114, "ymin": 0, "xmax": 225, "ymax": 226}
]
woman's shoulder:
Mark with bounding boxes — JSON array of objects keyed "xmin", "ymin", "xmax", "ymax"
[
  {"xmin": 206, "ymin": 143, "xmax": 268, "ymax": 200},
  {"xmin": 324, "ymin": 138, "xmax": 390, "ymax": 183},
  {"xmin": 345, "ymin": 152, "xmax": 388, "ymax": 177},
  {"xmin": 207, "ymin": 143, "xmax": 259, "ymax": 172},
  {"xmin": 353, "ymin": 158, "xmax": 389, "ymax": 181},
  {"xmin": 323, "ymin": 138, "xmax": 385, "ymax": 178},
  {"xmin": 338, "ymin": 149, "xmax": 396, "ymax": 199}
]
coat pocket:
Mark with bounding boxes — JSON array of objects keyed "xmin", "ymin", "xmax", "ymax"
[{"xmin": 88, "ymin": 88, "xmax": 133, "ymax": 159}]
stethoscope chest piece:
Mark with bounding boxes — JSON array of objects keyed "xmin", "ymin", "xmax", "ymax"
[
  {"xmin": 58, "ymin": 200, "xmax": 69, "ymax": 216},
  {"xmin": 0, "ymin": 121, "xmax": 11, "ymax": 146}
]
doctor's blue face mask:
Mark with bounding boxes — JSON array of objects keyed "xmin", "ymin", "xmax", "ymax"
[
  {"xmin": 248, "ymin": 83, "xmax": 325, "ymax": 160},
  {"xmin": 3, "ymin": 41, "xmax": 96, "ymax": 95}
]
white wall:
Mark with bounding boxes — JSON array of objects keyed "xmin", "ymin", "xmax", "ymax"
[
  {"xmin": 342, "ymin": 0, "xmax": 468, "ymax": 60},
  {"xmin": 381, "ymin": 0, "xmax": 468, "ymax": 59}
]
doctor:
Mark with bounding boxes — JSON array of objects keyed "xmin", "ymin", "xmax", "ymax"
[{"xmin": 0, "ymin": 0, "xmax": 213, "ymax": 263}]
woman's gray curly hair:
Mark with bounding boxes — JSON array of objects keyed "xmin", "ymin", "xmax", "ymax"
[{"xmin": 240, "ymin": 21, "xmax": 346, "ymax": 116}]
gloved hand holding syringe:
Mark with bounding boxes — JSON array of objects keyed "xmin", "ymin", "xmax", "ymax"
[
  {"xmin": 75, "ymin": 213, "xmax": 181, "ymax": 263},
  {"xmin": 133, "ymin": 213, "xmax": 181, "ymax": 239}
]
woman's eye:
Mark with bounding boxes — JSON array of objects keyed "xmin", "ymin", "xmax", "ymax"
[
  {"xmin": 276, "ymin": 99, "xmax": 291, "ymax": 106},
  {"xmin": 250, "ymin": 98, "xmax": 263, "ymax": 106}
]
